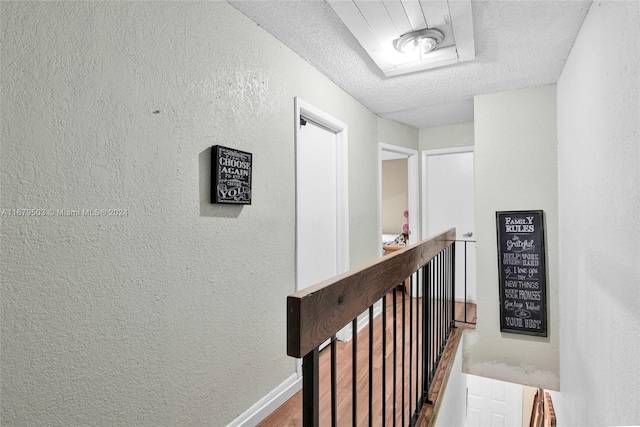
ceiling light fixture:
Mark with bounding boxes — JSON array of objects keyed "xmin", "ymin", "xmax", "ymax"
[{"xmin": 393, "ymin": 28, "xmax": 445, "ymax": 56}]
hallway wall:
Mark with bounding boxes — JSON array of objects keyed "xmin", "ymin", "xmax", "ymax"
[
  {"xmin": 554, "ymin": 1, "xmax": 640, "ymax": 425},
  {"xmin": 378, "ymin": 117, "xmax": 420, "ymax": 151},
  {"xmin": 466, "ymin": 85, "xmax": 560, "ymax": 390},
  {"xmin": 0, "ymin": 2, "xmax": 407, "ymax": 425},
  {"xmin": 419, "ymin": 121, "xmax": 474, "ymax": 151}
]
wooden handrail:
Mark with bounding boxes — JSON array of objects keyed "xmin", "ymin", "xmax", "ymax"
[{"xmin": 287, "ymin": 228, "xmax": 456, "ymax": 358}]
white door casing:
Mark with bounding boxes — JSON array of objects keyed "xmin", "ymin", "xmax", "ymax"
[
  {"xmin": 294, "ymin": 97, "xmax": 349, "ymax": 371},
  {"xmin": 295, "ymin": 97, "xmax": 349, "ymax": 292}
]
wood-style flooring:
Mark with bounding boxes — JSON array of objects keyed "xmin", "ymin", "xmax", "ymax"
[{"xmin": 259, "ymin": 292, "xmax": 476, "ymax": 427}]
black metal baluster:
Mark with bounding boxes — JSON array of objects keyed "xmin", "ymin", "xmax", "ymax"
[
  {"xmin": 464, "ymin": 241, "xmax": 468, "ymax": 323},
  {"xmin": 437, "ymin": 252, "xmax": 442, "ymax": 363},
  {"xmin": 448, "ymin": 245, "xmax": 452, "ymax": 334},
  {"xmin": 447, "ymin": 245, "xmax": 451, "ymax": 335},
  {"xmin": 428, "ymin": 259, "xmax": 432, "ymax": 382},
  {"xmin": 392, "ymin": 289, "xmax": 397, "ymax": 427},
  {"xmin": 451, "ymin": 243, "xmax": 456, "ymax": 332},
  {"xmin": 382, "ymin": 295, "xmax": 387, "ymax": 426},
  {"xmin": 444, "ymin": 245, "xmax": 449, "ymax": 338},
  {"xmin": 433, "ymin": 252, "xmax": 442, "ymax": 366},
  {"xmin": 413, "ymin": 272, "xmax": 419, "ymax": 425},
  {"xmin": 409, "ymin": 274, "xmax": 413, "ymax": 425},
  {"xmin": 415, "ymin": 270, "xmax": 421, "ymax": 414},
  {"xmin": 369, "ymin": 306, "xmax": 374, "ymax": 427},
  {"xmin": 352, "ymin": 318, "xmax": 358, "ymax": 427},
  {"xmin": 433, "ymin": 255, "xmax": 437, "ymax": 376},
  {"xmin": 443, "ymin": 248, "xmax": 447, "ymax": 346},
  {"xmin": 434, "ymin": 254, "xmax": 439, "ymax": 373},
  {"xmin": 424, "ymin": 262, "xmax": 432, "ymax": 405},
  {"xmin": 449, "ymin": 245, "xmax": 452, "ymax": 331},
  {"xmin": 440, "ymin": 250, "xmax": 444, "ymax": 354},
  {"xmin": 331, "ymin": 334, "xmax": 337, "ymax": 427},
  {"xmin": 303, "ymin": 348, "xmax": 319, "ymax": 427},
  {"xmin": 441, "ymin": 249, "xmax": 446, "ymax": 350},
  {"xmin": 420, "ymin": 265, "xmax": 425, "ymax": 403},
  {"xmin": 438, "ymin": 251, "xmax": 442, "ymax": 355},
  {"xmin": 442, "ymin": 246, "xmax": 451, "ymax": 336},
  {"xmin": 446, "ymin": 246, "xmax": 450, "ymax": 332},
  {"xmin": 402, "ymin": 282, "xmax": 406, "ymax": 427}
]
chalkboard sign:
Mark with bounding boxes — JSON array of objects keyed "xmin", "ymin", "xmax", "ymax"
[
  {"xmin": 211, "ymin": 145, "xmax": 252, "ymax": 205},
  {"xmin": 496, "ymin": 210, "xmax": 547, "ymax": 337}
]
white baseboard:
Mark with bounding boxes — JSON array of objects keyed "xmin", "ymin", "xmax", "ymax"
[{"xmin": 226, "ymin": 372, "xmax": 302, "ymax": 427}]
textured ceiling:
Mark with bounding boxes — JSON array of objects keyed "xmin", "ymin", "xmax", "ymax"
[{"xmin": 229, "ymin": 0, "xmax": 592, "ymax": 129}]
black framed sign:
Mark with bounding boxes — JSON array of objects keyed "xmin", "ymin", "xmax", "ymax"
[
  {"xmin": 211, "ymin": 145, "xmax": 252, "ymax": 205},
  {"xmin": 496, "ymin": 210, "xmax": 547, "ymax": 336}
]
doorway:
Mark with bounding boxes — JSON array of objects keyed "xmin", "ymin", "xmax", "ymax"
[
  {"xmin": 381, "ymin": 154, "xmax": 408, "ymax": 246},
  {"xmin": 379, "ymin": 144, "xmax": 420, "ymax": 247},
  {"xmin": 294, "ymin": 98, "xmax": 349, "ymax": 288},
  {"xmin": 422, "ymin": 147, "xmax": 476, "ymax": 303}
]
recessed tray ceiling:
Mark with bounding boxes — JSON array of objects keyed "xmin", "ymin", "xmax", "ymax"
[{"xmin": 327, "ymin": 0, "xmax": 475, "ymax": 76}]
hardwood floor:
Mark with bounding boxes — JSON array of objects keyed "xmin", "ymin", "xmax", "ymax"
[{"xmin": 259, "ymin": 293, "xmax": 476, "ymax": 427}]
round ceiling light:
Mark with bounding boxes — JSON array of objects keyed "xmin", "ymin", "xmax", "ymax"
[{"xmin": 393, "ymin": 29, "xmax": 445, "ymax": 55}]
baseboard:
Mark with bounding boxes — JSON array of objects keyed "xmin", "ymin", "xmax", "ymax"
[{"xmin": 226, "ymin": 372, "xmax": 302, "ymax": 427}]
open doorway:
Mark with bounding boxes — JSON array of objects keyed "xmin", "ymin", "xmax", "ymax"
[
  {"xmin": 381, "ymin": 154, "xmax": 408, "ymax": 245},
  {"xmin": 379, "ymin": 144, "xmax": 419, "ymax": 252}
]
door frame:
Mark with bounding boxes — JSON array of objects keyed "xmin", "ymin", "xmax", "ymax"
[
  {"xmin": 379, "ymin": 143, "xmax": 420, "ymax": 244},
  {"xmin": 294, "ymin": 97, "xmax": 350, "ymax": 292},
  {"xmin": 421, "ymin": 146, "xmax": 474, "ymax": 239},
  {"xmin": 294, "ymin": 98, "xmax": 349, "ymax": 376}
]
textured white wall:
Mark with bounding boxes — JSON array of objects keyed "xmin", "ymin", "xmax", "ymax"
[
  {"xmin": 377, "ymin": 117, "xmax": 419, "ymax": 150},
  {"xmin": 465, "ymin": 85, "xmax": 559, "ymax": 390},
  {"xmin": 419, "ymin": 121, "xmax": 474, "ymax": 151},
  {"xmin": 553, "ymin": 2, "xmax": 640, "ymax": 425},
  {"xmin": 0, "ymin": 2, "xmax": 385, "ymax": 425}
]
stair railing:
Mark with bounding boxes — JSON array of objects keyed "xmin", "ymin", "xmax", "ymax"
[{"xmin": 287, "ymin": 228, "xmax": 457, "ymax": 426}]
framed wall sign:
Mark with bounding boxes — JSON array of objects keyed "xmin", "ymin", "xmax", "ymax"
[
  {"xmin": 496, "ymin": 210, "xmax": 547, "ymax": 337},
  {"xmin": 211, "ymin": 145, "xmax": 252, "ymax": 205}
]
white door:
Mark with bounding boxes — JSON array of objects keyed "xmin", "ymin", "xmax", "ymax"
[
  {"xmin": 423, "ymin": 148, "xmax": 476, "ymax": 303},
  {"xmin": 297, "ymin": 119, "xmax": 338, "ymax": 291},
  {"xmin": 466, "ymin": 374, "xmax": 523, "ymax": 427},
  {"xmin": 295, "ymin": 98, "xmax": 349, "ymax": 295}
]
